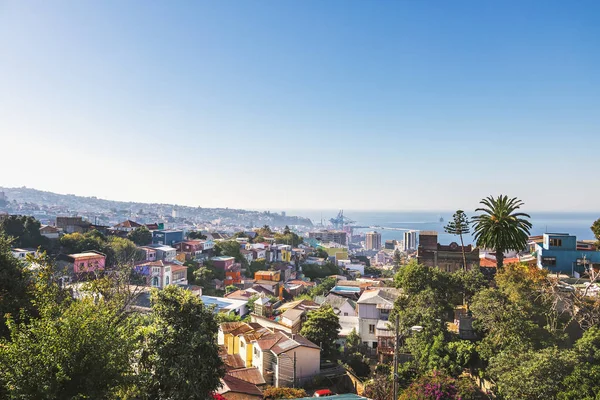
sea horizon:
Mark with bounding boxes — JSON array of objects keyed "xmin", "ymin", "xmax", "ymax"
[{"xmin": 281, "ymin": 209, "xmax": 599, "ymax": 246}]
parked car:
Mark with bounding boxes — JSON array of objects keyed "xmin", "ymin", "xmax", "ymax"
[{"xmin": 314, "ymin": 389, "xmax": 335, "ymax": 397}]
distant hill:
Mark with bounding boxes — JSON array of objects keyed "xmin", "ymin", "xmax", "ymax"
[{"xmin": 0, "ymin": 186, "xmax": 313, "ymax": 227}]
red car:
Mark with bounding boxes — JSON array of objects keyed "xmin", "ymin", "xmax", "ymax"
[{"xmin": 314, "ymin": 389, "xmax": 335, "ymax": 397}]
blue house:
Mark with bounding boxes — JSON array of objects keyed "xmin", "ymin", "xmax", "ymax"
[
  {"xmin": 533, "ymin": 233, "xmax": 600, "ymax": 275},
  {"xmin": 152, "ymin": 229, "xmax": 184, "ymax": 246}
]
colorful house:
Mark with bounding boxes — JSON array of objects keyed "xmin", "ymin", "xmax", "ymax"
[
  {"xmin": 134, "ymin": 260, "xmax": 188, "ymax": 288},
  {"xmin": 254, "ymin": 270, "xmax": 281, "ymax": 282},
  {"xmin": 532, "ymin": 233, "xmax": 600, "ymax": 275},
  {"xmin": 67, "ymin": 251, "xmax": 106, "ymax": 274},
  {"xmin": 225, "ymin": 263, "xmax": 243, "ymax": 286}
]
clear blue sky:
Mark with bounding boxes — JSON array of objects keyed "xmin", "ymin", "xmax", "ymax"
[{"xmin": 1, "ymin": 1, "xmax": 598, "ymax": 211}]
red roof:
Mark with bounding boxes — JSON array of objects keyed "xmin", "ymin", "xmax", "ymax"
[
  {"xmin": 480, "ymin": 257, "xmax": 520, "ymax": 268},
  {"xmin": 115, "ymin": 220, "xmax": 142, "ymax": 228}
]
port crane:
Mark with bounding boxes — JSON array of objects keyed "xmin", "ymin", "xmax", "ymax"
[{"xmin": 329, "ymin": 210, "xmax": 356, "ymax": 229}]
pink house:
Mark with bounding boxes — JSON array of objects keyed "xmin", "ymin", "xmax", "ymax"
[{"xmin": 68, "ymin": 251, "xmax": 106, "ymax": 274}]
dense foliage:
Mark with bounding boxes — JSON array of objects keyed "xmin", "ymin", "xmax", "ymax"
[
  {"xmin": 60, "ymin": 230, "xmax": 143, "ymax": 266},
  {"xmin": 127, "ymin": 226, "xmax": 152, "ymax": 245},
  {"xmin": 0, "ymin": 215, "xmax": 48, "ymax": 249},
  {"xmin": 299, "ymin": 304, "xmax": 341, "ymax": 358},
  {"xmin": 0, "ymin": 235, "xmax": 33, "ymax": 338},
  {"xmin": 262, "ymin": 386, "xmax": 307, "ymax": 399},
  {"xmin": 0, "ymin": 235, "xmax": 225, "ymax": 399},
  {"xmin": 399, "ymin": 370, "xmax": 485, "ymax": 400},
  {"xmin": 301, "ymin": 262, "xmax": 340, "ymax": 280}
]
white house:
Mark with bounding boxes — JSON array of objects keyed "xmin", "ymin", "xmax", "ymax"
[
  {"xmin": 356, "ymin": 288, "xmax": 399, "ymax": 349},
  {"xmin": 202, "ymin": 295, "xmax": 248, "ymax": 317},
  {"xmin": 323, "ymin": 293, "xmax": 357, "ymax": 317},
  {"xmin": 39, "ymin": 225, "xmax": 61, "ymax": 239},
  {"xmin": 11, "ymin": 248, "xmax": 38, "ymax": 260},
  {"xmin": 113, "ymin": 220, "xmax": 142, "ymax": 232},
  {"xmin": 253, "ymin": 331, "xmax": 320, "ymax": 387}
]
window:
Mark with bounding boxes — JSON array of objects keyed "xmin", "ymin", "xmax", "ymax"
[
  {"xmin": 549, "ymin": 238, "xmax": 562, "ymax": 247},
  {"xmin": 369, "ymin": 324, "xmax": 375, "ymax": 334},
  {"xmin": 254, "ymin": 347, "xmax": 259, "ymax": 356},
  {"xmin": 542, "ymin": 257, "xmax": 557, "ymax": 266},
  {"xmin": 372, "ymin": 342, "xmax": 378, "ymax": 349},
  {"xmin": 344, "ymin": 312, "xmax": 349, "ymax": 316},
  {"xmin": 152, "ymin": 277, "xmax": 159, "ymax": 287},
  {"xmin": 165, "ymin": 276, "xmax": 170, "ymax": 285}
]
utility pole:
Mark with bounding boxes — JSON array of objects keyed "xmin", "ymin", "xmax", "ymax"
[
  {"xmin": 393, "ymin": 317, "xmax": 400, "ymax": 400},
  {"xmin": 293, "ymin": 351, "xmax": 297, "ymax": 388}
]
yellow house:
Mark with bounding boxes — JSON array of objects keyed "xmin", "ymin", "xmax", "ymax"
[
  {"xmin": 236, "ymin": 326, "xmax": 273, "ymax": 367},
  {"xmin": 219, "ymin": 322, "xmax": 255, "ymax": 355},
  {"xmin": 254, "ymin": 270, "xmax": 281, "ymax": 282},
  {"xmin": 281, "ymin": 249, "xmax": 292, "ymax": 262}
]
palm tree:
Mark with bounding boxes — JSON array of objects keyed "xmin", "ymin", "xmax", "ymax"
[
  {"xmin": 444, "ymin": 210, "xmax": 470, "ymax": 271},
  {"xmin": 472, "ymin": 195, "xmax": 532, "ymax": 269}
]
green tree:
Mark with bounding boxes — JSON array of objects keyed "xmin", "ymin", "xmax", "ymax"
[
  {"xmin": 0, "ymin": 234, "xmax": 33, "ymax": 338},
  {"xmin": 225, "ymin": 285, "xmax": 237, "ymax": 294},
  {"xmin": 591, "ymin": 218, "xmax": 600, "ymax": 247},
  {"xmin": 300, "ymin": 305, "xmax": 341, "ymax": 358},
  {"xmin": 559, "ymin": 327, "xmax": 600, "ymax": 400},
  {"xmin": 0, "ymin": 297, "xmax": 135, "ymax": 399},
  {"xmin": 301, "ymin": 262, "xmax": 340, "ymax": 280},
  {"xmin": 394, "ymin": 260, "xmax": 451, "ymax": 299},
  {"xmin": 214, "ymin": 240, "xmax": 246, "ymax": 266},
  {"xmin": 364, "ymin": 265, "xmax": 381, "ymax": 277},
  {"xmin": 246, "ymin": 294, "xmax": 260, "ymax": 313},
  {"xmin": 345, "ymin": 327, "xmax": 361, "ymax": 353},
  {"xmin": 187, "ymin": 230, "xmax": 207, "ymax": 240},
  {"xmin": 489, "ymin": 347, "xmax": 576, "ymax": 400},
  {"xmin": 393, "ymin": 249, "xmax": 403, "ymax": 268},
  {"xmin": 451, "ymin": 268, "xmax": 487, "ymax": 307},
  {"xmin": 309, "ymin": 277, "xmax": 336, "ymax": 297},
  {"xmin": 274, "ymin": 230, "xmax": 303, "ymax": 247},
  {"xmin": 193, "ymin": 266, "xmax": 214, "ymax": 288},
  {"xmin": 254, "ymin": 225, "xmax": 273, "ymax": 239},
  {"xmin": 345, "ymin": 352, "xmax": 371, "ymax": 378},
  {"xmin": 0, "ymin": 215, "xmax": 48, "ymax": 249},
  {"xmin": 127, "ymin": 226, "xmax": 152, "ymax": 246},
  {"xmin": 139, "ymin": 286, "xmax": 225, "ymax": 399},
  {"xmin": 247, "ymin": 258, "xmax": 266, "ymax": 278},
  {"xmin": 470, "ymin": 287, "xmax": 550, "ymax": 361},
  {"xmin": 444, "ymin": 210, "xmax": 471, "ymax": 271},
  {"xmin": 108, "ymin": 236, "xmax": 144, "ymax": 265},
  {"xmin": 472, "ymin": 195, "xmax": 532, "ymax": 269}
]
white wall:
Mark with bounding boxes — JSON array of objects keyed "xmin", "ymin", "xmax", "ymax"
[
  {"xmin": 339, "ymin": 301, "xmax": 357, "ymax": 317},
  {"xmin": 277, "ymin": 347, "xmax": 320, "ymax": 386}
]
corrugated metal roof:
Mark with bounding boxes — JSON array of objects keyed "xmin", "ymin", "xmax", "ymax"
[{"xmin": 226, "ymin": 367, "xmax": 266, "ymax": 385}]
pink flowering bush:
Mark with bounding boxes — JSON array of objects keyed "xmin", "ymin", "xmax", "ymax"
[{"xmin": 399, "ymin": 370, "xmax": 485, "ymax": 400}]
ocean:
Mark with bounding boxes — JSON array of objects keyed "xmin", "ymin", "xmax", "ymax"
[{"xmin": 284, "ymin": 210, "xmax": 599, "ymax": 246}]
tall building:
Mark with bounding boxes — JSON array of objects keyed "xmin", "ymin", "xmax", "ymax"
[
  {"xmin": 308, "ymin": 230, "xmax": 347, "ymax": 246},
  {"xmin": 365, "ymin": 231, "xmax": 382, "ymax": 250},
  {"xmin": 403, "ymin": 230, "xmax": 418, "ymax": 251}
]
